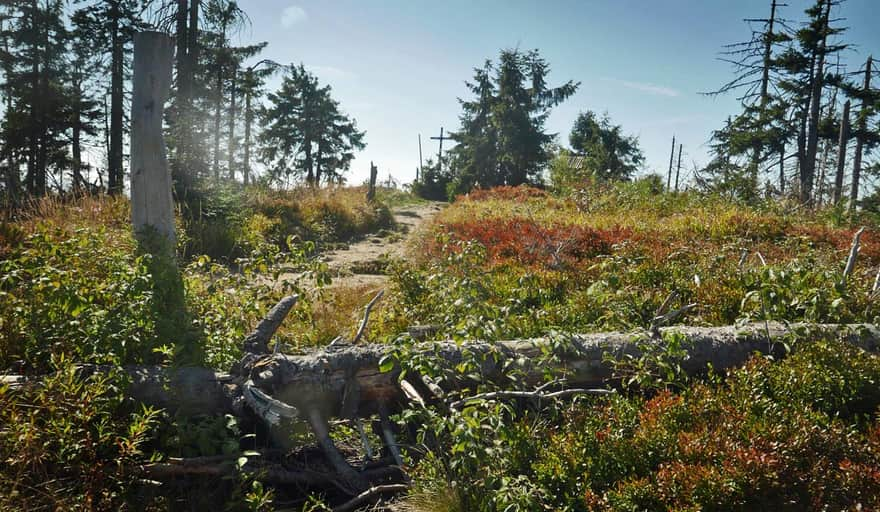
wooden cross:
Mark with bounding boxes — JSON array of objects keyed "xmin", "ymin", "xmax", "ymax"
[{"xmin": 431, "ymin": 127, "xmax": 453, "ymax": 174}]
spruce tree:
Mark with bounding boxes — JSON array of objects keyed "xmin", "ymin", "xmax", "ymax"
[
  {"xmin": 568, "ymin": 110, "xmax": 644, "ymax": 182},
  {"xmin": 258, "ymin": 64, "xmax": 365, "ymax": 187},
  {"xmin": 449, "ymin": 48, "xmax": 578, "ymax": 195}
]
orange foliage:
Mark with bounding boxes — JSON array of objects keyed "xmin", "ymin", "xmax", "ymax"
[
  {"xmin": 790, "ymin": 225, "xmax": 880, "ymax": 264},
  {"xmin": 440, "ymin": 217, "xmax": 632, "ymax": 266}
]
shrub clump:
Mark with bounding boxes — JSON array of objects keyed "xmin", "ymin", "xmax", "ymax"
[
  {"xmin": 0, "ymin": 358, "xmax": 159, "ymax": 510},
  {"xmin": 402, "ymin": 338, "xmax": 880, "ymax": 511}
]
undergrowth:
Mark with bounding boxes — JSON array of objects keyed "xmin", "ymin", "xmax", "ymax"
[{"xmin": 4, "ymin": 182, "xmax": 880, "ymax": 510}]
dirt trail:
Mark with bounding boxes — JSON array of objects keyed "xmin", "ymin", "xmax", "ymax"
[{"xmin": 320, "ymin": 201, "xmax": 445, "ymax": 288}]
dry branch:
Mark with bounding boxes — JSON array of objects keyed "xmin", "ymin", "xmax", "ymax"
[
  {"xmin": 840, "ymin": 227, "xmax": 866, "ymax": 287},
  {"xmin": 243, "ymin": 294, "xmax": 299, "ymax": 354},
  {"xmin": 140, "ymin": 456, "xmax": 403, "ymax": 489},
  {"xmin": 449, "ymin": 388, "xmax": 615, "ymax": 410},
  {"xmin": 353, "ymin": 289, "xmax": 384, "ymax": 344},
  {"xmin": 332, "ymin": 483, "xmax": 410, "ymax": 512}
]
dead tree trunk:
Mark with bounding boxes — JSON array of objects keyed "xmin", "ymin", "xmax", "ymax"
[
  {"xmin": 130, "ymin": 31, "xmax": 176, "ymax": 245},
  {"xmin": 779, "ymin": 141, "xmax": 786, "ymax": 194},
  {"xmin": 108, "ymin": 2, "xmax": 125, "ymax": 195},
  {"xmin": 832, "ymin": 100, "xmax": 851, "ymax": 205},
  {"xmin": 8, "ymin": 321, "xmax": 878, "ymax": 421},
  {"xmin": 227, "ymin": 66, "xmax": 237, "ymax": 181},
  {"xmin": 801, "ymin": 0, "xmax": 832, "ymax": 205},
  {"xmin": 751, "ymin": 0, "xmax": 778, "ymax": 177},
  {"xmin": 367, "ymin": 161, "xmax": 377, "ymax": 201},
  {"xmin": 674, "ymin": 143, "xmax": 682, "ymax": 192}
]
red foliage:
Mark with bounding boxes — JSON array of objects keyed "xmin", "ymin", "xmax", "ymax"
[
  {"xmin": 440, "ymin": 217, "xmax": 631, "ymax": 266},
  {"xmin": 790, "ymin": 226, "xmax": 880, "ymax": 264},
  {"xmin": 458, "ymin": 185, "xmax": 549, "ymax": 203}
]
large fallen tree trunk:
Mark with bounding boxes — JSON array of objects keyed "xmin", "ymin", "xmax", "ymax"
[
  {"xmin": 5, "ymin": 321, "xmax": 879, "ymax": 419},
  {"xmin": 4, "ymin": 294, "xmax": 879, "ymax": 495},
  {"xmin": 239, "ymin": 322, "xmax": 880, "ymax": 418}
]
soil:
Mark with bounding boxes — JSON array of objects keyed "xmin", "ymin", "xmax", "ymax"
[{"xmin": 318, "ymin": 201, "xmax": 445, "ymax": 289}]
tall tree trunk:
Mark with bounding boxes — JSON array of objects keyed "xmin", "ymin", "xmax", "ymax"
[
  {"xmin": 26, "ymin": 0, "xmax": 38, "ymax": 196},
  {"xmin": 315, "ymin": 143, "xmax": 323, "ymax": 186},
  {"xmin": 34, "ymin": 0, "xmax": 50, "ymax": 196},
  {"xmin": 779, "ymin": 141, "xmax": 785, "ymax": 194},
  {"xmin": 850, "ymin": 56, "xmax": 872, "ymax": 213},
  {"xmin": 172, "ymin": 0, "xmax": 191, "ymax": 188},
  {"xmin": 227, "ymin": 66, "xmax": 236, "ymax": 181},
  {"xmin": 0, "ymin": 19, "xmax": 17, "ymax": 202},
  {"xmin": 188, "ymin": 0, "xmax": 199, "ymax": 72},
  {"xmin": 800, "ymin": 0, "xmax": 832, "ymax": 205},
  {"xmin": 108, "ymin": 1, "xmax": 124, "ymax": 195},
  {"xmin": 751, "ymin": 0, "xmax": 778, "ymax": 177},
  {"xmin": 212, "ymin": 64, "xmax": 222, "ymax": 180},
  {"xmin": 72, "ymin": 78, "xmax": 83, "ymax": 193},
  {"xmin": 243, "ymin": 83, "xmax": 252, "ymax": 185},
  {"xmin": 674, "ymin": 143, "xmax": 682, "ymax": 192},
  {"xmin": 175, "ymin": 0, "xmax": 189, "ymax": 102},
  {"xmin": 304, "ymin": 141, "xmax": 314, "ymax": 186},
  {"xmin": 832, "ymin": 100, "xmax": 850, "ymax": 205},
  {"xmin": 211, "ymin": 20, "xmax": 226, "ymax": 181}
]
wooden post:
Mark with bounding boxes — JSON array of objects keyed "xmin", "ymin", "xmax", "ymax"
[
  {"xmin": 130, "ymin": 31, "xmax": 176, "ymax": 246},
  {"xmin": 674, "ymin": 143, "xmax": 683, "ymax": 192},
  {"xmin": 431, "ymin": 127, "xmax": 451, "ymax": 175},
  {"xmin": 418, "ymin": 133, "xmax": 423, "ymax": 182},
  {"xmin": 437, "ymin": 127, "xmax": 443, "ymax": 174},
  {"xmin": 832, "ymin": 100, "xmax": 851, "ymax": 205},
  {"xmin": 367, "ymin": 161, "xmax": 377, "ymax": 201},
  {"xmin": 667, "ymin": 135, "xmax": 675, "ymax": 190}
]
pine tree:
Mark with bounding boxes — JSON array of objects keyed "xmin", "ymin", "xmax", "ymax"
[
  {"xmin": 202, "ymin": 0, "xmax": 247, "ymax": 181},
  {"xmin": 225, "ymin": 42, "xmax": 267, "ymax": 181},
  {"xmin": 75, "ymin": 0, "xmax": 149, "ymax": 195},
  {"xmin": 239, "ymin": 59, "xmax": 276, "ymax": 185},
  {"xmin": 798, "ymin": 0, "xmax": 846, "ymax": 204},
  {"xmin": 1, "ymin": 0, "xmax": 70, "ymax": 196},
  {"xmin": 842, "ymin": 56, "xmax": 880, "ymax": 210},
  {"xmin": 67, "ymin": 9, "xmax": 106, "ymax": 193},
  {"xmin": 258, "ymin": 64, "xmax": 365, "ymax": 187},
  {"xmin": 449, "ymin": 48, "xmax": 578, "ymax": 195},
  {"xmin": 568, "ymin": 110, "xmax": 644, "ymax": 181},
  {"xmin": 706, "ymin": 0, "xmax": 793, "ymax": 198}
]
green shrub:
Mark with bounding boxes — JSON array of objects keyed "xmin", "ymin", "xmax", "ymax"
[
  {"xmin": 0, "ymin": 226, "xmax": 164, "ymax": 372},
  {"xmin": 0, "ymin": 356, "xmax": 160, "ymax": 510}
]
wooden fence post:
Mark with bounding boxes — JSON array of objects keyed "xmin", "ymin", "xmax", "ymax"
[
  {"xmin": 367, "ymin": 161, "xmax": 377, "ymax": 201},
  {"xmin": 130, "ymin": 31, "xmax": 175, "ymax": 247}
]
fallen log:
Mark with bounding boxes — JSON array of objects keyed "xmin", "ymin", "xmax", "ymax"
[
  {"xmin": 5, "ymin": 322, "xmax": 879, "ymax": 420},
  {"xmin": 5, "ymin": 294, "xmax": 880, "ymax": 496},
  {"xmin": 241, "ymin": 322, "xmax": 880, "ymax": 420}
]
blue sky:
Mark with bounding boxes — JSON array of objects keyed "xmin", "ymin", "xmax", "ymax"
[{"xmin": 234, "ymin": 0, "xmax": 879, "ymax": 186}]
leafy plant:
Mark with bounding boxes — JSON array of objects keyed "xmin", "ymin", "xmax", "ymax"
[{"xmin": 0, "ymin": 356, "xmax": 160, "ymax": 510}]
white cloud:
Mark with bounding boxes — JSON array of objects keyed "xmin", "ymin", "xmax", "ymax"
[
  {"xmin": 281, "ymin": 6, "xmax": 307, "ymax": 28},
  {"xmin": 603, "ymin": 77, "xmax": 680, "ymax": 97}
]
